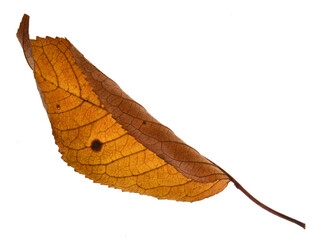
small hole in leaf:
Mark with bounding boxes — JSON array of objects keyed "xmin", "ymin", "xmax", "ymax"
[
  {"xmin": 56, "ymin": 104, "xmax": 61, "ymax": 110},
  {"xmin": 90, "ymin": 139, "xmax": 103, "ymax": 152}
]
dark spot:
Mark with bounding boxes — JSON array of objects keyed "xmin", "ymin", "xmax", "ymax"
[
  {"xmin": 90, "ymin": 139, "xmax": 103, "ymax": 152},
  {"xmin": 56, "ymin": 104, "xmax": 61, "ymax": 110},
  {"xmin": 142, "ymin": 120, "xmax": 147, "ymax": 125}
]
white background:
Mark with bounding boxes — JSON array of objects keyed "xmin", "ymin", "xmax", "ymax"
[{"xmin": 1, "ymin": 1, "xmax": 317, "ymax": 239}]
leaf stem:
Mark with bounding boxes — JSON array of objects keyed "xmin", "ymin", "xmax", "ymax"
[{"xmin": 218, "ymin": 166, "xmax": 306, "ymax": 229}]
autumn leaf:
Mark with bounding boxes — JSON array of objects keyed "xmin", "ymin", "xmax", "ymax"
[{"xmin": 17, "ymin": 14, "xmax": 305, "ymax": 228}]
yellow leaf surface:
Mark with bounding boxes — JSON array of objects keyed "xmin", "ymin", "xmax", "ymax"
[{"xmin": 17, "ymin": 14, "xmax": 229, "ymax": 202}]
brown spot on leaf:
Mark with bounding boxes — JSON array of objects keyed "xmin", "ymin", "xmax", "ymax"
[{"xmin": 91, "ymin": 139, "xmax": 102, "ymax": 152}]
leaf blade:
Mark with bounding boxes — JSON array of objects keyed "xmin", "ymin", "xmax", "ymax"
[{"xmin": 17, "ymin": 14, "xmax": 230, "ymax": 202}]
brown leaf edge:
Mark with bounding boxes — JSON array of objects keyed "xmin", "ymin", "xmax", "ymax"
[{"xmin": 17, "ymin": 14, "xmax": 306, "ymax": 229}]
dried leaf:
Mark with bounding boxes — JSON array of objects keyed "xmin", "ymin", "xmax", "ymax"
[{"xmin": 17, "ymin": 14, "xmax": 305, "ymax": 228}]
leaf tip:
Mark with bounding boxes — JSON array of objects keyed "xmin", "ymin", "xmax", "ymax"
[{"xmin": 17, "ymin": 14, "xmax": 34, "ymax": 70}]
